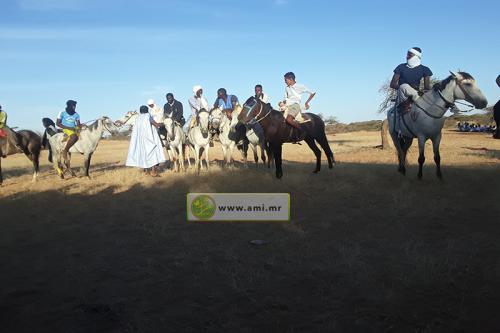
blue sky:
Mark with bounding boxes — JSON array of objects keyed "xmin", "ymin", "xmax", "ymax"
[{"xmin": 1, "ymin": 0, "xmax": 499, "ymax": 130}]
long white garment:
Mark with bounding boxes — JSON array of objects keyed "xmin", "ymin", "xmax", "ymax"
[{"xmin": 126, "ymin": 113, "xmax": 166, "ymax": 168}]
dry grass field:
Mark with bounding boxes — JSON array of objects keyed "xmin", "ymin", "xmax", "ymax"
[{"xmin": 1, "ymin": 130, "xmax": 499, "ymax": 332}]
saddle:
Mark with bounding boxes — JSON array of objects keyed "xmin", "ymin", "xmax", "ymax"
[
  {"xmin": 397, "ymin": 99, "xmax": 413, "ymax": 114},
  {"xmin": 279, "ymin": 103, "xmax": 312, "ymax": 124}
]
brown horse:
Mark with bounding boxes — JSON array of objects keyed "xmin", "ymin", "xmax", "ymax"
[
  {"xmin": 0, "ymin": 127, "xmax": 42, "ymax": 185},
  {"xmin": 238, "ymin": 97, "xmax": 335, "ymax": 178}
]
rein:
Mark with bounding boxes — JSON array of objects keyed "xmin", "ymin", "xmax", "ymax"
[
  {"xmin": 413, "ymin": 77, "xmax": 475, "ymax": 119},
  {"xmin": 118, "ymin": 112, "xmax": 138, "ymax": 126}
]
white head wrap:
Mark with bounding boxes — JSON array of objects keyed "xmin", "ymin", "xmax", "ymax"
[
  {"xmin": 147, "ymin": 99, "xmax": 155, "ymax": 106},
  {"xmin": 408, "ymin": 48, "xmax": 422, "ymax": 59},
  {"xmin": 193, "ymin": 85, "xmax": 202, "ymax": 95},
  {"xmin": 407, "ymin": 48, "xmax": 422, "ymax": 68}
]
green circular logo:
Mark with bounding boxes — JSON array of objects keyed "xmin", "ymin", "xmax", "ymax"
[{"xmin": 191, "ymin": 195, "xmax": 216, "ymax": 220}]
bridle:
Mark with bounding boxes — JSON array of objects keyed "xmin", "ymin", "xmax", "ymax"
[
  {"xmin": 118, "ymin": 112, "xmax": 138, "ymax": 126},
  {"xmin": 101, "ymin": 117, "xmax": 117, "ymax": 135},
  {"xmin": 415, "ymin": 77, "xmax": 475, "ymax": 119},
  {"xmin": 242, "ymin": 98, "xmax": 271, "ymax": 126}
]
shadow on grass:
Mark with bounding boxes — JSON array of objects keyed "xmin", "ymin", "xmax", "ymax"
[{"xmin": 1, "ymin": 160, "xmax": 500, "ymax": 332}]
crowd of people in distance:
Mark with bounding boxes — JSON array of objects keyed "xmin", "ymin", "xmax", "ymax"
[{"xmin": 457, "ymin": 122, "xmax": 496, "ymax": 133}]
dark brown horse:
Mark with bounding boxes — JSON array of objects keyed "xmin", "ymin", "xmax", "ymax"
[
  {"xmin": 0, "ymin": 127, "xmax": 42, "ymax": 185},
  {"xmin": 238, "ymin": 97, "xmax": 335, "ymax": 178}
]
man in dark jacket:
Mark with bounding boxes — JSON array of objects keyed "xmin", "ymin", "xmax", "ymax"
[{"xmin": 163, "ymin": 93, "xmax": 185, "ymax": 126}]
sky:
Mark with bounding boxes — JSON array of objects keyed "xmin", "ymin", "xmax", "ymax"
[{"xmin": 1, "ymin": 0, "xmax": 499, "ymax": 131}]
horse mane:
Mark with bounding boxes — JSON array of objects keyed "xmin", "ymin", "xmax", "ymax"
[
  {"xmin": 436, "ymin": 72, "xmax": 475, "ymax": 91},
  {"xmin": 87, "ymin": 119, "xmax": 101, "ymax": 131}
]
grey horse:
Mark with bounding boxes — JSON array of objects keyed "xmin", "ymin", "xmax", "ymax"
[
  {"xmin": 388, "ymin": 71, "xmax": 488, "ymax": 179},
  {"xmin": 186, "ymin": 109, "xmax": 211, "ymax": 172},
  {"xmin": 46, "ymin": 116, "xmax": 119, "ymax": 178},
  {"xmin": 163, "ymin": 116, "xmax": 187, "ymax": 172}
]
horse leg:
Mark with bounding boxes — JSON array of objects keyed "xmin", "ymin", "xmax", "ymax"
[
  {"xmin": 417, "ymin": 136, "xmax": 426, "ymax": 179},
  {"xmin": 66, "ymin": 152, "xmax": 77, "ymax": 177},
  {"xmin": 53, "ymin": 149, "xmax": 64, "ymax": 179},
  {"xmin": 178, "ymin": 146, "xmax": 185, "ymax": 172},
  {"xmin": 84, "ymin": 153, "xmax": 93, "ymax": 179},
  {"xmin": 0, "ymin": 157, "xmax": 3, "ymax": 185},
  {"xmin": 391, "ymin": 131, "xmax": 406, "ymax": 175},
  {"xmin": 304, "ymin": 136, "xmax": 321, "ymax": 173},
  {"xmin": 32, "ymin": 152, "xmax": 40, "ymax": 182},
  {"xmin": 272, "ymin": 143, "xmax": 283, "ymax": 179},
  {"xmin": 221, "ymin": 145, "xmax": 228, "ymax": 167},
  {"xmin": 205, "ymin": 145, "xmax": 210, "ymax": 171},
  {"xmin": 316, "ymin": 134, "xmax": 335, "ymax": 168},
  {"xmin": 251, "ymin": 144, "xmax": 258, "ymax": 166},
  {"xmin": 432, "ymin": 133, "xmax": 443, "ymax": 179},
  {"xmin": 266, "ymin": 143, "xmax": 273, "ymax": 169},
  {"xmin": 195, "ymin": 146, "xmax": 201, "ymax": 174},
  {"xmin": 260, "ymin": 142, "xmax": 266, "ymax": 166}
]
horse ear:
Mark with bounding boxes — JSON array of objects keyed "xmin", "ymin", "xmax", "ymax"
[{"xmin": 449, "ymin": 71, "xmax": 458, "ymax": 78}]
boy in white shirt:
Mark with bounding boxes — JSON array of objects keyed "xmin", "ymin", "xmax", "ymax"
[{"xmin": 282, "ymin": 72, "xmax": 316, "ymax": 130}]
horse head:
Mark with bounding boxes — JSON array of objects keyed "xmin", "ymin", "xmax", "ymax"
[
  {"xmin": 239, "ymin": 97, "xmax": 260, "ymax": 125},
  {"xmin": 210, "ymin": 107, "xmax": 223, "ymax": 131},
  {"xmin": 197, "ymin": 109, "xmax": 210, "ymax": 137},
  {"xmin": 442, "ymin": 72, "xmax": 488, "ymax": 109},
  {"xmin": 114, "ymin": 111, "xmax": 138, "ymax": 127},
  {"xmin": 163, "ymin": 116, "xmax": 175, "ymax": 141},
  {"xmin": 100, "ymin": 116, "xmax": 120, "ymax": 135}
]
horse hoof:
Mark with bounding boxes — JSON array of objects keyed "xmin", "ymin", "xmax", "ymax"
[{"xmin": 276, "ymin": 171, "xmax": 283, "ymax": 179}]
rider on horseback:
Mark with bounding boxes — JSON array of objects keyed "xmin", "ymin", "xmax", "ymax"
[
  {"xmin": 164, "ymin": 93, "xmax": 185, "ymax": 126},
  {"xmin": 255, "ymin": 84, "xmax": 270, "ymax": 104},
  {"xmin": 390, "ymin": 47, "xmax": 433, "ymax": 112},
  {"xmin": 214, "ymin": 88, "xmax": 239, "ymax": 119},
  {"xmin": 188, "ymin": 85, "xmax": 209, "ymax": 129},
  {"xmin": 282, "ymin": 72, "xmax": 316, "ymax": 140},
  {"xmin": 57, "ymin": 100, "xmax": 81, "ymax": 162}
]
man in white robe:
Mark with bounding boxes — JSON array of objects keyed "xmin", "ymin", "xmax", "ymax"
[{"xmin": 126, "ymin": 105, "xmax": 166, "ymax": 176}]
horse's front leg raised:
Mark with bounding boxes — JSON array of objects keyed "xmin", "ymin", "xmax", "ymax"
[
  {"xmin": 417, "ymin": 136, "xmax": 427, "ymax": 179},
  {"xmin": 432, "ymin": 133, "xmax": 443, "ymax": 179}
]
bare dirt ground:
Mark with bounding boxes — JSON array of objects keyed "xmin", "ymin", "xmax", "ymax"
[{"xmin": 1, "ymin": 130, "xmax": 499, "ymax": 332}]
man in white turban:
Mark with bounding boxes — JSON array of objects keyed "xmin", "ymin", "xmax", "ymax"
[
  {"xmin": 147, "ymin": 99, "xmax": 163, "ymax": 123},
  {"xmin": 390, "ymin": 47, "xmax": 433, "ymax": 111},
  {"xmin": 187, "ymin": 85, "xmax": 209, "ymax": 130}
]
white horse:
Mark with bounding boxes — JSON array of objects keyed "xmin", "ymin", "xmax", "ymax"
[
  {"xmin": 216, "ymin": 105, "xmax": 251, "ymax": 167},
  {"xmin": 47, "ymin": 116, "xmax": 119, "ymax": 178},
  {"xmin": 163, "ymin": 116, "xmax": 187, "ymax": 172},
  {"xmin": 388, "ymin": 71, "xmax": 487, "ymax": 179},
  {"xmin": 246, "ymin": 122, "xmax": 271, "ymax": 167},
  {"xmin": 186, "ymin": 109, "xmax": 211, "ymax": 172}
]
